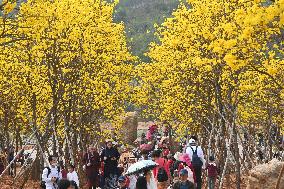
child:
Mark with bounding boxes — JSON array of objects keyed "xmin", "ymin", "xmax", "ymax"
[
  {"xmin": 67, "ymin": 164, "xmax": 79, "ymax": 189},
  {"xmin": 206, "ymin": 156, "xmax": 218, "ymax": 189}
]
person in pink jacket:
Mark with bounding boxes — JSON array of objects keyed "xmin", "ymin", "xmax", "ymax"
[
  {"xmin": 179, "ymin": 153, "xmax": 197, "ymax": 184},
  {"xmin": 146, "ymin": 130, "xmax": 152, "ymax": 141}
]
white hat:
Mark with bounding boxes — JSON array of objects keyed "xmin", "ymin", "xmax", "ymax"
[{"xmin": 189, "ymin": 139, "xmax": 196, "ymax": 145}]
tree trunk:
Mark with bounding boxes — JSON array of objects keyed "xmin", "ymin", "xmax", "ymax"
[
  {"xmin": 233, "ymin": 123, "xmax": 241, "ymax": 189},
  {"xmin": 214, "ymin": 77, "xmax": 227, "ymax": 174},
  {"xmin": 218, "ymin": 124, "xmax": 234, "ymax": 189},
  {"xmin": 30, "ymin": 155, "xmax": 41, "ymax": 181}
]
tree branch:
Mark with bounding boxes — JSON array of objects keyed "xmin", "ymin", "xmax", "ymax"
[{"xmin": 250, "ymin": 65, "xmax": 283, "ymax": 90}]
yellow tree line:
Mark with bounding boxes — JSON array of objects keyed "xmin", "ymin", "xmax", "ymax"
[
  {"xmin": 134, "ymin": 0, "xmax": 284, "ymax": 137},
  {"xmin": 0, "ymin": 0, "xmax": 283, "ymax": 153},
  {"xmin": 0, "ymin": 0, "xmax": 135, "ymax": 155}
]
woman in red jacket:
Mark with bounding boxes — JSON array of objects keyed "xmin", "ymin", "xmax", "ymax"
[
  {"xmin": 152, "ymin": 150, "xmax": 170, "ymax": 179},
  {"xmin": 152, "ymin": 150, "xmax": 170, "ymax": 189}
]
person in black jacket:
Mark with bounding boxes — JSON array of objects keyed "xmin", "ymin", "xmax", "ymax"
[{"xmin": 101, "ymin": 140, "xmax": 120, "ymax": 188}]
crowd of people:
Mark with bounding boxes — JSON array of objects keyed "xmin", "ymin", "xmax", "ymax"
[
  {"xmin": 1, "ymin": 124, "xmax": 281, "ymax": 189},
  {"xmin": 40, "ymin": 125, "xmax": 220, "ymax": 189},
  {"xmin": 0, "ymin": 124, "xmax": 282, "ymax": 189}
]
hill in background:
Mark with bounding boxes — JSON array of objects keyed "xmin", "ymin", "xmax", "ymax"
[{"xmin": 114, "ymin": 0, "xmax": 180, "ymax": 62}]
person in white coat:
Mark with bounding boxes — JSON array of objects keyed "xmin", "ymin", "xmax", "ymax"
[
  {"xmin": 42, "ymin": 156, "xmax": 62, "ymax": 189},
  {"xmin": 67, "ymin": 164, "xmax": 79, "ymax": 188},
  {"xmin": 185, "ymin": 138, "xmax": 205, "ymax": 189},
  {"xmin": 185, "ymin": 139, "xmax": 205, "ymax": 164}
]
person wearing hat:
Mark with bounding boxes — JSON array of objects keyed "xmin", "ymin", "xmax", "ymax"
[
  {"xmin": 185, "ymin": 138, "xmax": 205, "ymax": 189},
  {"xmin": 118, "ymin": 175, "xmax": 129, "ymax": 189},
  {"xmin": 172, "ymin": 169, "xmax": 195, "ymax": 189}
]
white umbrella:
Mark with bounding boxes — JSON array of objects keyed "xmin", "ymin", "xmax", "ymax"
[{"xmin": 125, "ymin": 160, "xmax": 158, "ymax": 175}]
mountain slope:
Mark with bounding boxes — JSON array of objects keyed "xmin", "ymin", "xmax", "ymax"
[{"xmin": 114, "ymin": 0, "xmax": 180, "ymax": 62}]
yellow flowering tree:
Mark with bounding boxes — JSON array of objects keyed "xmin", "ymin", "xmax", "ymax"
[
  {"xmin": 134, "ymin": 0, "xmax": 284, "ymax": 187},
  {"xmin": 0, "ymin": 0, "xmax": 135, "ymax": 166}
]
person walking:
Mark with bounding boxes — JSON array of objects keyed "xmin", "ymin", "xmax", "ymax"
[
  {"xmin": 152, "ymin": 150, "xmax": 170, "ymax": 188},
  {"xmin": 41, "ymin": 156, "xmax": 62, "ymax": 189},
  {"xmin": 179, "ymin": 154, "xmax": 196, "ymax": 184},
  {"xmin": 173, "ymin": 169, "xmax": 195, "ymax": 189},
  {"xmin": 128, "ymin": 174, "xmax": 137, "ymax": 189},
  {"xmin": 144, "ymin": 169, "xmax": 157, "ymax": 189},
  {"xmin": 60, "ymin": 162, "xmax": 68, "ymax": 179},
  {"xmin": 206, "ymin": 156, "xmax": 218, "ymax": 189},
  {"xmin": 83, "ymin": 146, "xmax": 100, "ymax": 189},
  {"xmin": 185, "ymin": 139, "xmax": 205, "ymax": 189},
  {"xmin": 67, "ymin": 164, "xmax": 79, "ymax": 188},
  {"xmin": 152, "ymin": 150, "xmax": 170, "ymax": 179},
  {"xmin": 8, "ymin": 147, "xmax": 15, "ymax": 176},
  {"xmin": 101, "ymin": 140, "xmax": 120, "ymax": 188}
]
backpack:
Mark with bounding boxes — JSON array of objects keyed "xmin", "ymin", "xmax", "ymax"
[
  {"xmin": 157, "ymin": 160, "xmax": 168, "ymax": 182},
  {"xmin": 190, "ymin": 147, "xmax": 203, "ymax": 168},
  {"xmin": 40, "ymin": 166, "xmax": 60, "ymax": 189}
]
